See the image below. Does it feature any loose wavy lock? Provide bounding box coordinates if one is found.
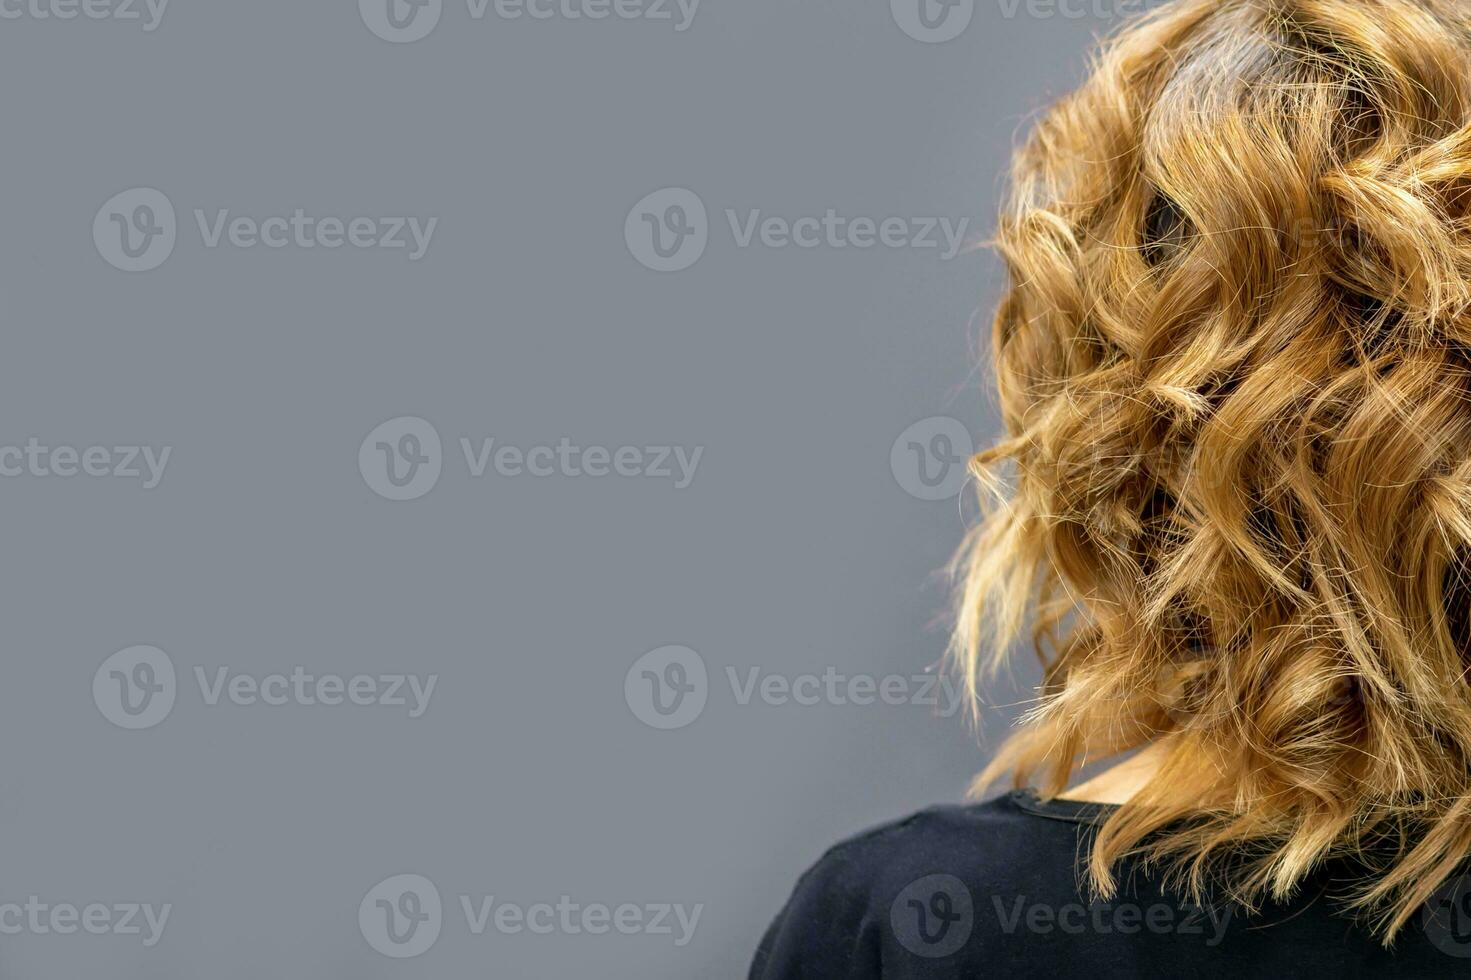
[954,0,1471,941]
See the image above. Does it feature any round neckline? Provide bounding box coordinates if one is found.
[1008,788,1119,825]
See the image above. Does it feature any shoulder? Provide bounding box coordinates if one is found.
[749,793,1090,979]
[784,792,1080,903]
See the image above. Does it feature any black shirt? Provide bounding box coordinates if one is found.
[749,791,1471,978]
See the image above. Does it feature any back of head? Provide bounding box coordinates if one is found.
[954,0,1471,940]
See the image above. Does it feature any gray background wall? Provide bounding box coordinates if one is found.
[0,1,1114,976]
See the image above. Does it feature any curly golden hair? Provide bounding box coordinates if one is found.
[954,0,1471,941]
